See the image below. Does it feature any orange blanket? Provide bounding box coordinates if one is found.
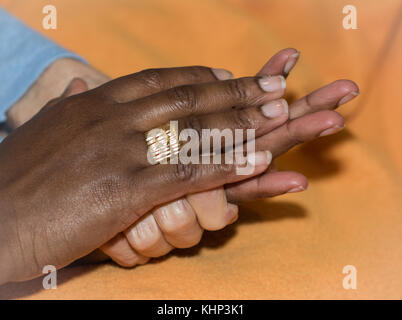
[0,0,401,299]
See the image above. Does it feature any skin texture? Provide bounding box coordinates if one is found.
[0,66,294,284]
[99,49,358,266]
[3,49,359,271]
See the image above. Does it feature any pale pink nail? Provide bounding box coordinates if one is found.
[247,150,272,166]
[337,91,359,106]
[283,51,300,75]
[287,185,305,193]
[258,75,286,92]
[211,68,234,80]
[261,99,289,118]
[318,125,345,137]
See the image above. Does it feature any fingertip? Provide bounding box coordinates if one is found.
[286,173,308,193]
[257,48,300,76]
[226,203,239,224]
[211,68,234,80]
[337,81,360,106]
[63,78,89,97]
[283,51,300,76]
[306,109,345,128]
[332,79,359,94]
[322,110,345,128]
[327,80,360,107]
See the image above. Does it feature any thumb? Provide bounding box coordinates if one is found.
[61,77,89,97]
[44,78,89,110]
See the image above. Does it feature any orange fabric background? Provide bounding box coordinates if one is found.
[0,0,401,299]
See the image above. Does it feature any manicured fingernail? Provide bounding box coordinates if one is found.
[247,150,272,166]
[211,68,234,80]
[258,75,286,92]
[283,51,300,75]
[261,99,288,118]
[318,125,345,137]
[287,185,305,193]
[337,91,359,106]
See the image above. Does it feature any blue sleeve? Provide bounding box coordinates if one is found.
[0,8,86,125]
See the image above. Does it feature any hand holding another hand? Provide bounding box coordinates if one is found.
[0,61,291,283]
[0,49,358,283]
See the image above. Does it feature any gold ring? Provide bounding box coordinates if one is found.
[145,121,180,164]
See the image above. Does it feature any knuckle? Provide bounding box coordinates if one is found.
[232,109,256,129]
[167,85,198,112]
[130,225,160,252]
[186,66,210,82]
[172,163,199,184]
[216,163,236,176]
[162,214,195,235]
[304,92,315,110]
[285,121,304,145]
[136,68,163,90]
[181,115,203,138]
[226,78,251,102]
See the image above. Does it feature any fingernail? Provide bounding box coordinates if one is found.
[247,150,272,166]
[287,185,305,193]
[283,51,300,75]
[318,125,345,137]
[61,78,77,96]
[211,68,234,80]
[261,99,289,118]
[337,91,359,106]
[258,75,286,92]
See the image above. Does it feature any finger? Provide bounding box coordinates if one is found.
[136,99,288,167]
[289,80,359,119]
[186,189,239,231]
[100,233,150,267]
[61,78,89,97]
[153,199,204,248]
[123,75,286,131]
[101,66,233,103]
[131,150,273,216]
[257,48,300,77]
[226,171,308,203]
[44,78,89,109]
[124,214,174,258]
[255,110,345,157]
[222,81,356,203]
[223,111,345,204]
[181,98,289,151]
